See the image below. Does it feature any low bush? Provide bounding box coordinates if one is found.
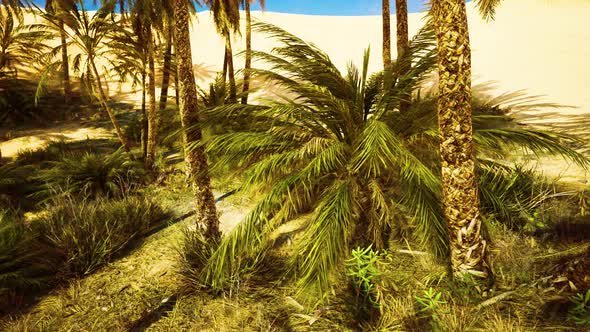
[16,138,118,167]
[0,210,58,311]
[39,196,170,276]
[0,162,40,211]
[38,150,147,199]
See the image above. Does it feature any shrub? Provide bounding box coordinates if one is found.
[38,150,147,199]
[346,246,384,323]
[16,139,118,167]
[0,162,40,210]
[178,228,220,291]
[39,196,169,275]
[569,289,590,326]
[0,210,57,310]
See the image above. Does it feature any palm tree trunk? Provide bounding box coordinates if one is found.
[159,22,173,111]
[174,0,220,240]
[382,0,392,69]
[241,0,252,105]
[225,33,237,102]
[146,37,158,167]
[432,0,491,282]
[89,57,132,155]
[396,0,410,113]
[222,44,229,83]
[141,72,148,159]
[59,20,71,103]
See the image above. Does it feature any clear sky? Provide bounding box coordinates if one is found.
[31,1,434,15]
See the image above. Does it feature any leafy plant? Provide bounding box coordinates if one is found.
[0,210,58,311]
[415,287,446,330]
[0,162,40,210]
[568,289,590,326]
[345,246,385,323]
[193,22,589,299]
[39,196,169,275]
[38,150,147,199]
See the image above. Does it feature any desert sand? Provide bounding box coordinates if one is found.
[2,0,589,181]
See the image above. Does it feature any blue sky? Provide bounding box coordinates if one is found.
[31,1,432,15]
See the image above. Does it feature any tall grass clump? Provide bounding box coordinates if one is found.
[39,196,170,275]
[38,150,147,199]
[0,210,58,311]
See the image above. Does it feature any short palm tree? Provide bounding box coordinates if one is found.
[35,1,133,154]
[195,22,589,296]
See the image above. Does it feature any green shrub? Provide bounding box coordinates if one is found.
[345,246,390,325]
[0,162,40,210]
[39,196,169,275]
[0,210,57,310]
[569,289,590,326]
[178,228,220,290]
[16,139,118,167]
[38,150,147,199]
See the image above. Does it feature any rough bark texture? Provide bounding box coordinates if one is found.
[240,0,252,105]
[146,37,158,167]
[432,0,491,281]
[90,59,132,154]
[174,0,220,240]
[395,0,410,113]
[382,0,392,69]
[59,21,71,103]
[225,33,237,102]
[159,23,173,111]
[141,73,148,159]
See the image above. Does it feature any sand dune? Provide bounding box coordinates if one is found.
[187,0,590,116]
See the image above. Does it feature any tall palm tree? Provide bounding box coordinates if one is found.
[174,0,220,239]
[382,0,391,69]
[203,0,240,102]
[0,7,50,78]
[395,0,410,113]
[239,0,264,105]
[431,0,490,281]
[36,1,132,154]
[45,0,73,102]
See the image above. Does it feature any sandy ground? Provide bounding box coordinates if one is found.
[4,0,589,179]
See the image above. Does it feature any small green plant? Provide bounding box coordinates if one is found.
[345,246,384,323]
[415,287,446,330]
[568,289,590,326]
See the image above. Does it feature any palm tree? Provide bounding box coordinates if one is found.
[203,0,240,102]
[45,0,73,102]
[192,21,589,296]
[36,1,132,154]
[174,0,220,239]
[430,0,489,281]
[0,7,50,78]
[382,0,391,69]
[395,0,410,113]
[239,0,264,105]
[428,0,505,281]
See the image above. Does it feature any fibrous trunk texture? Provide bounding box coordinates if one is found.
[382,0,392,69]
[395,0,410,113]
[146,35,158,168]
[174,0,220,240]
[159,23,173,111]
[241,0,252,105]
[225,32,237,102]
[432,0,491,282]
